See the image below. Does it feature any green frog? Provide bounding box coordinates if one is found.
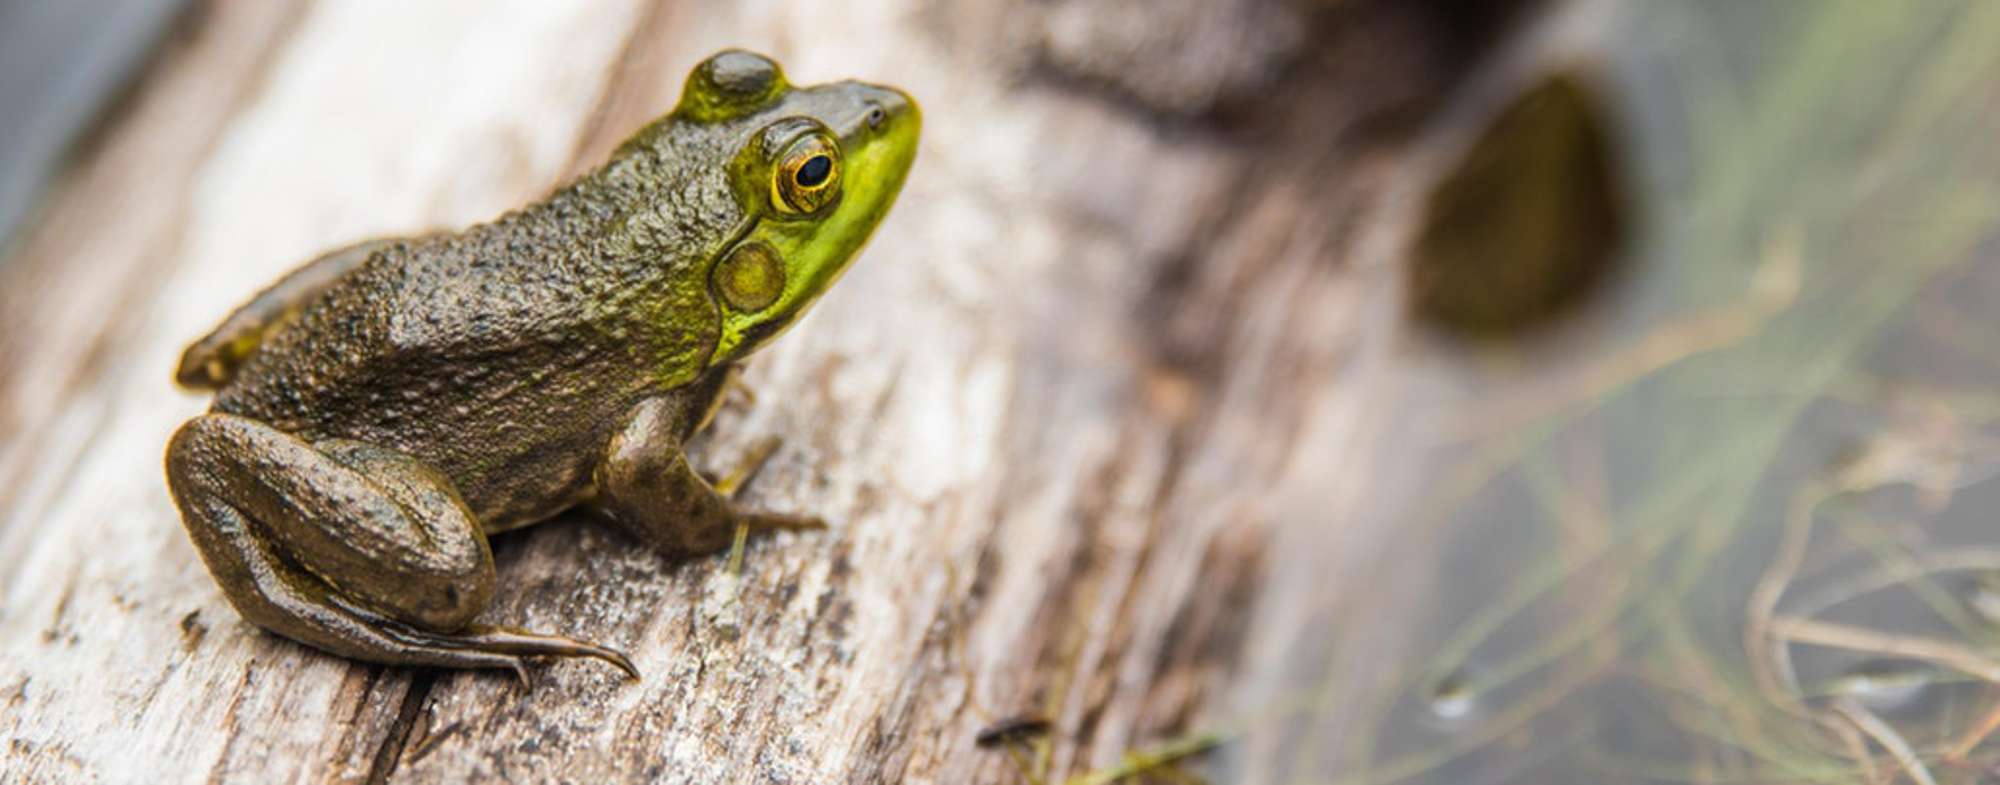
[164,50,919,679]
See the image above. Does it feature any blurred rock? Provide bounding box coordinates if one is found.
[1409,69,1628,337]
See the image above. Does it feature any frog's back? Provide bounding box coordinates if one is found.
[212,202,717,525]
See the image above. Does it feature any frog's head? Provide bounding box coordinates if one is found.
[665,50,920,367]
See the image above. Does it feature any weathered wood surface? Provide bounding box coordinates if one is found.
[0,1,1504,781]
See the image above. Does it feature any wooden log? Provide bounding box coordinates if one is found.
[0,0,1508,781]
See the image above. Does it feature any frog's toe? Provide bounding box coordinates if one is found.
[743,510,827,534]
[448,625,641,681]
[365,617,638,680]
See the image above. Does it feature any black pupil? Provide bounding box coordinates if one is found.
[795,155,832,188]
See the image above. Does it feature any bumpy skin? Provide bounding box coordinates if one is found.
[164,51,919,678]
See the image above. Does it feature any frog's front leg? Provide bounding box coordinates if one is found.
[593,396,824,555]
[166,414,636,679]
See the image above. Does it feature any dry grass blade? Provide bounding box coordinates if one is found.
[1063,733,1224,785]
[1445,227,1801,445]
[1829,698,1936,785]
[1744,483,1832,712]
[1944,690,2000,762]
[1772,616,2000,684]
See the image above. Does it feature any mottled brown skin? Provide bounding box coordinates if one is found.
[164,50,919,677]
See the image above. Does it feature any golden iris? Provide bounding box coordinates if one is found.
[774,134,840,214]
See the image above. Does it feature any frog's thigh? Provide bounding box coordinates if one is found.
[166,413,493,633]
[169,414,642,677]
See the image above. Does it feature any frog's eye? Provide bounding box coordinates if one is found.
[773,134,841,214]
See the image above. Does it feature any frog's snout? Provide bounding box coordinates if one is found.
[834,82,920,145]
[866,85,918,129]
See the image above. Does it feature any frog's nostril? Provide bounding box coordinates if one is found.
[866,103,887,130]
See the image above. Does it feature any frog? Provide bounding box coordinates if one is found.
[163,50,919,679]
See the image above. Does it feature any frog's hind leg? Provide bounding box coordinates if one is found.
[166,413,636,679]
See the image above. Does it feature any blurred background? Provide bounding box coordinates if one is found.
[2,1,1999,783]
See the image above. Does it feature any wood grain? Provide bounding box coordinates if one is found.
[0,1,1502,781]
